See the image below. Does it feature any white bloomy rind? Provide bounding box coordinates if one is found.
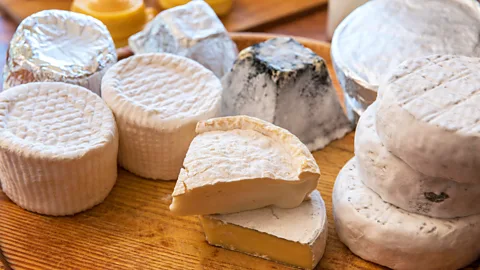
[102,53,222,180]
[0,82,118,216]
[333,158,480,270]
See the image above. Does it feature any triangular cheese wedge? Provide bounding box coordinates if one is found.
[169,116,320,216]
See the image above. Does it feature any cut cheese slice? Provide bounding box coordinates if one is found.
[0,82,118,216]
[200,190,327,269]
[102,53,222,180]
[376,55,480,184]
[170,115,320,215]
[356,102,480,218]
[333,158,480,270]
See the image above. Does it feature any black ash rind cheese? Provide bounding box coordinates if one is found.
[222,37,352,151]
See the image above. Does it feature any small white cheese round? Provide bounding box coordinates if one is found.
[101,53,222,180]
[0,82,118,216]
[333,158,480,270]
[356,102,480,218]
[376,55,480,184]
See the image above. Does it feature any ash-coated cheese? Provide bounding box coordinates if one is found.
[170,116,320,216]
[128,0,237,78]
[356,103,480,218]
[376,55,480,184]
[0,82,118,216]
[333,158,480,270]
[222,37,352,151]
[4,10,117,95]
[200,190,327,269]
[101,53,222,180]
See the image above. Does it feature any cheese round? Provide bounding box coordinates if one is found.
[376,55,480,184]
[331,0,480,122]
[101,53,222,180]
[356,102,480,218]
[333,158,480,270]
[0,82,118,216]
[3,10,117,95]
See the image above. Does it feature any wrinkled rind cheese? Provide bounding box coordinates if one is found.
[221,37,352,151]
[101,53,222,180]
[0,82,118,216]
[333,159,480,270]
[128,0,237,78]
[356,103,480,218]
[201,190,328,269]
[3,10,117,96]
[376,55,480,184]
[170,115,320,215]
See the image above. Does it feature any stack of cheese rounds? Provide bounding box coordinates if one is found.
[333,55,480,269]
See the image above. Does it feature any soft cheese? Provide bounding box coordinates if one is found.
[0,82,118,216]
[376,55,480,184]
[200,190,327,269]
[102,53,222,180]
[128,0,237,78]
[333,158,480,270]
[222,37,352,151]
[169,116,320,215]
[356,102,480,218]
[3,10,117,95]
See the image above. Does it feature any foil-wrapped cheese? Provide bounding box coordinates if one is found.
[3,10,117,95]
[331,0,480,123]
[128,0,237,78]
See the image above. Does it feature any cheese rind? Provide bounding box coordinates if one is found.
[170,115,320,215]
[201,190,327,269]
[376,55,480,184]
[0,82,118,216]
[102,53,222,180]
[333,158,480,270]
[356,102,480,218]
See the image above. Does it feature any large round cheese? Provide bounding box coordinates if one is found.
[102,53,222,180]
[356,102,480,218]
[376,55,480,184]
[333,158,480,270]
[3,10,117,95]
[0,82,118,216]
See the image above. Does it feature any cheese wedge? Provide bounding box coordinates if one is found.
[200,190,327,269]
[169,116,320,215]
[102,53,222,180]
[376,55,480,184]
[333,158,480,270]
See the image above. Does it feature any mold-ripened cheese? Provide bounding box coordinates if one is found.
[356,102,480,218]
[333,158,480,270]
[101,53,222,180]
[169,116,320,215]
[0,82,118,216]
[221,37,352,151]
[376,55,480,184]
[200,190,327,269]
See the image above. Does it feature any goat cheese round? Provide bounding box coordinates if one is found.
[0,82,118,216]
[356,102,480,218]
[102,53,222,180]
[333,158,480,270]
[376,55,480,184]
[3,10,117,95]
[331,0,480,123]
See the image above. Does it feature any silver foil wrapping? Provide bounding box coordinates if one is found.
[331,0,480,124]
[128,0,238,78]
[3,10,117,95]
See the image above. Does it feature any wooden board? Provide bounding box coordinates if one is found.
[0,0,327,32]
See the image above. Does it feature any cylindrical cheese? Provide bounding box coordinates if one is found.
[0,82,119,216]
[101,53,222,180]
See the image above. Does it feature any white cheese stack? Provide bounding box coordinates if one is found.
[0,82,118,216]
[102,53,222,180]
[222,37,352,151]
